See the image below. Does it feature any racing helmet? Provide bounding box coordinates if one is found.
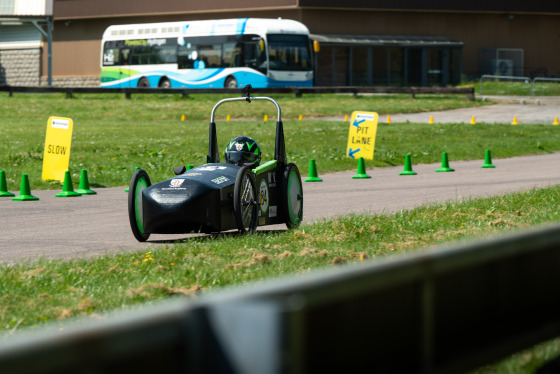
[224,136,261,166]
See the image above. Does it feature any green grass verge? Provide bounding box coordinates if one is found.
[1,184,559,372]
[463,79,560,97]
[3,92,559,191]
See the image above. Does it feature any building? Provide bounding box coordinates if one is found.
[0,0,53,86]
[1,1,559,87]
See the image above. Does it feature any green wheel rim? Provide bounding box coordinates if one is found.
[287,170,302,224]
[134,177,149,234]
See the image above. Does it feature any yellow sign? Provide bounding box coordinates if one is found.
[42,116,74,182]
[346,111,378,160]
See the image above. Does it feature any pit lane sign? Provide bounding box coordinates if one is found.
[346,111,378,160]
[42,116,74,182]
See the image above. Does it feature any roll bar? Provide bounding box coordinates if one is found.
[210,96,282,123]
[207,85,286,165]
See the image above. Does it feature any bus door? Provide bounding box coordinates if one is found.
[242,35,267,75]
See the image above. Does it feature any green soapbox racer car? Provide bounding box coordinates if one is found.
[127,88,303,242]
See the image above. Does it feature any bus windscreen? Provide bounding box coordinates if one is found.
[267,34,311,71]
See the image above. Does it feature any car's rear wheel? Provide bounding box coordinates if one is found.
[281,163,303,229]
[128,169,151,242]
[233,166,258,233]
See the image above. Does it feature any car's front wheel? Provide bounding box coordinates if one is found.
[128,169,151,242]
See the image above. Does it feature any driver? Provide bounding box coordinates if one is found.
[224,136,261,166]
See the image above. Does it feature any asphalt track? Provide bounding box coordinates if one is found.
[1,103,559,263]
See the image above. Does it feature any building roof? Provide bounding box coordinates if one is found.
[310,34,463,48]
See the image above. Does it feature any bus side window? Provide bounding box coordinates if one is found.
[103,48,118,66]
[232,53,242,67]
[223,43,240,67]
[160,47,177,64]
[178,40,200,69]
[121,49,130,65]
[198,43,221,68]
[103,41,128,66]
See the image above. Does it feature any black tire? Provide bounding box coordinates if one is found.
[128,169,151,242]
[233,166,258,233]
[138,77,150,88]
[281,163,303,229]
[225,76,238,89]
[159,77,171,88]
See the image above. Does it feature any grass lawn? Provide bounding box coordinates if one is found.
[463,79,560,97]
[1,92,559,372]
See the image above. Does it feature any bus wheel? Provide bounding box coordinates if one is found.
[138,77,150,88]
[225,76,238,89]
[159,78,171,88]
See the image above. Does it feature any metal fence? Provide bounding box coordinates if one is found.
[0,85,475,100]
[479,75,560,98]
[479,75,532,97]
[532,77,560,97]
[1,223,559,374]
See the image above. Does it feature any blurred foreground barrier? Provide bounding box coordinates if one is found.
[1,224,559,373]
[0,85,475,100]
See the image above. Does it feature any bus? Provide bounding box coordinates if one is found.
[100,18,317,89]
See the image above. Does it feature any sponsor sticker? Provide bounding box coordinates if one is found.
[197,166,227,172]
[269,205,277,218]
[259,179,269,213]
[170,179,185,188]
[211,176,229,184]
[51,118,70,129]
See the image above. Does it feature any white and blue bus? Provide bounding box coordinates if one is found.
[100,18,317,89]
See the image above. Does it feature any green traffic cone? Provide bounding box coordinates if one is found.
[125,167,140,192]
[12,174,39,201]
[435,152,455,172]
[481,149,496,168]
[0,170,15,197]
[305,159,323,182]
[187,164,194,171]
[75,169,97,195]
[399,154,417,176]
[55,171,81,197]
[352,157,372,179]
